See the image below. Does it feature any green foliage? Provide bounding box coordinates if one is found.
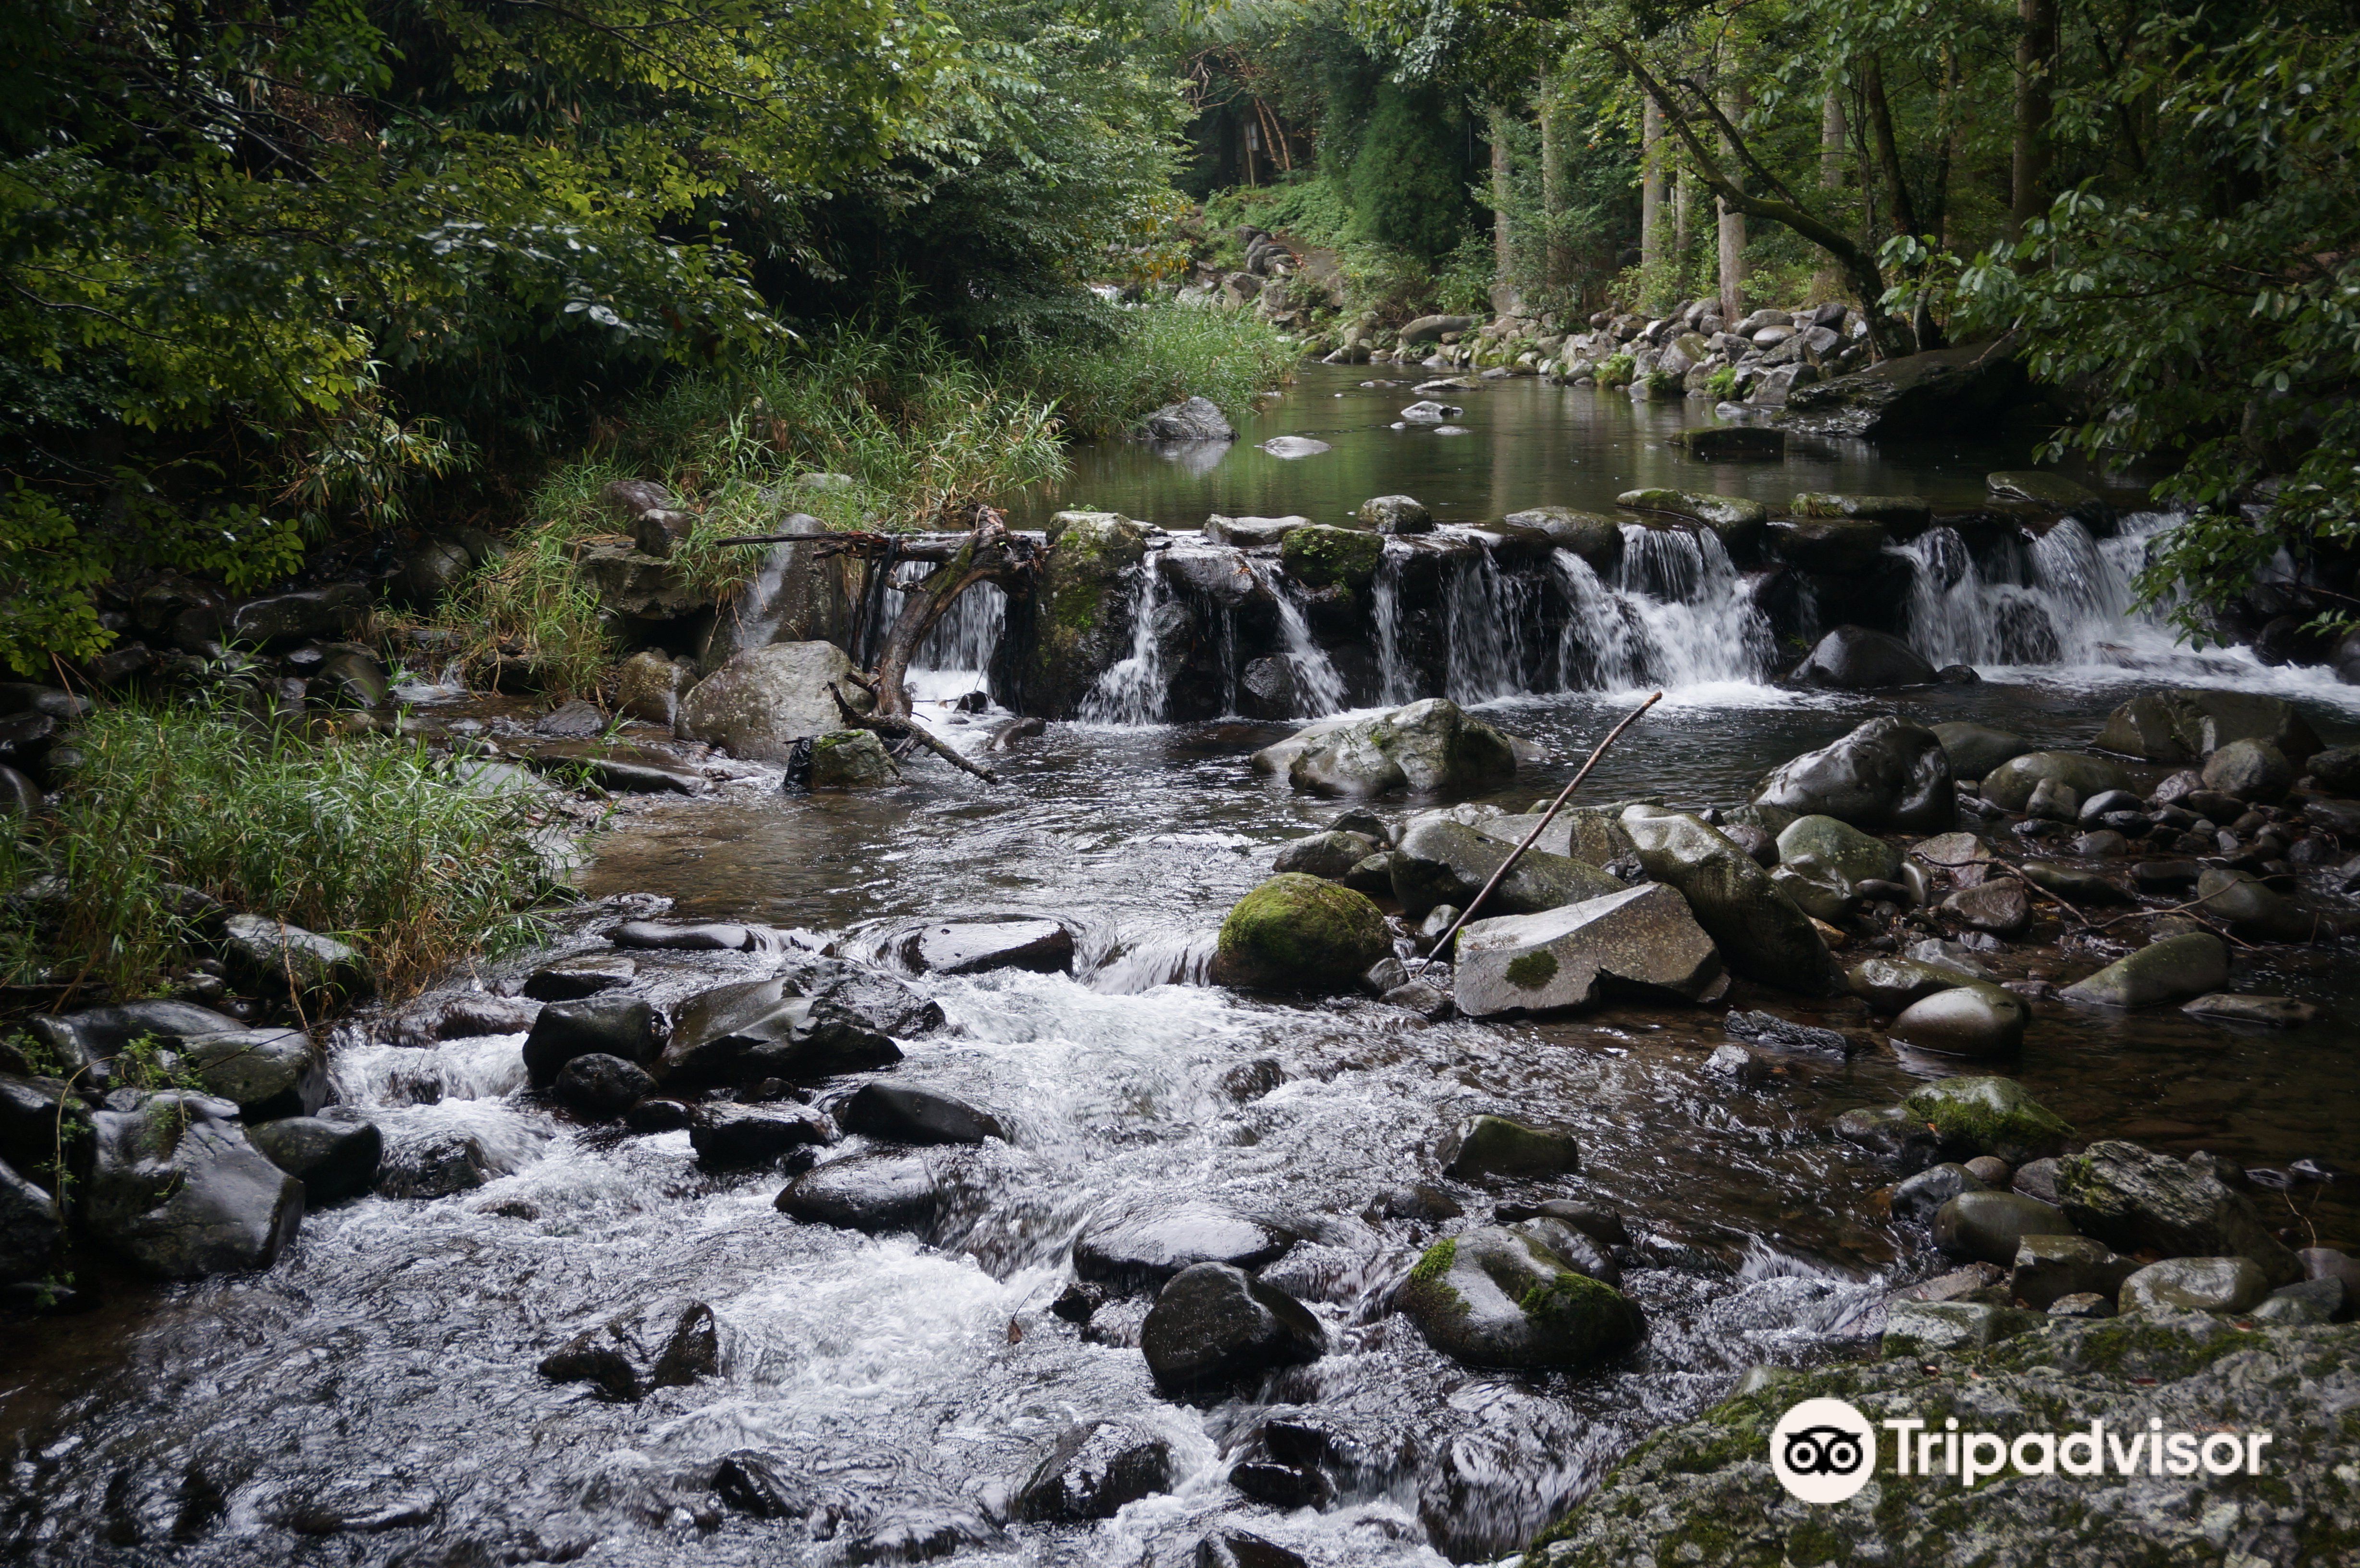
[1348,83,1477,261]
[1706,364,1739,399]
[14,699,556,1001]
[1595,353,1636,390]
[987,299,1296,439]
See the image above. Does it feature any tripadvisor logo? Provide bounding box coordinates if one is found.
[1769,1396,2279,1504]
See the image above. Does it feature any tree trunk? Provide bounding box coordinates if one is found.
[1641,96,1665,298]
[1863,55,1921,240]
[1813,88,1847,300]
[1489,108,1512,283]
[1715,79,1749,325]
[1672,168,1691,292]
[2013,0,2057,238]
[1540,87,1569,293]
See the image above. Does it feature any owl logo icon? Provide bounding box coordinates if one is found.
[1769,1397,1879,1503]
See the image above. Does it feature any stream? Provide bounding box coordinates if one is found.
[7,368,2360,1568]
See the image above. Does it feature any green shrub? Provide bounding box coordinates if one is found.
[12,702,557,1002]
[1595,353,1636,390]
[1706,364,1740,399]
[989,298,1295,438]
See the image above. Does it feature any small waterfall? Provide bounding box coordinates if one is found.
[1372,550,1413,704]
[1555,525,1774,690]
[1079,562,1169,724]
[896,560,1005,704]
[1896,512,2181,671]
[1551,550,1643,690]
[1444,551,1540,703]
[1246,560,1348,716]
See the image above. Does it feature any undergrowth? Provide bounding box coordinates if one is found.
[3,701,557,1004]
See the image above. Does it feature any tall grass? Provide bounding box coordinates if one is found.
[10,702,556,1004]
[987,296,1297,439]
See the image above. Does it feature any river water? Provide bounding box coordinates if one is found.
[7,369,2360,1568]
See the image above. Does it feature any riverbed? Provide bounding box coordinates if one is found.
[6,370,2360,1568]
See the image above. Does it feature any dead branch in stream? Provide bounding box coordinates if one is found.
[826,682,1001,785]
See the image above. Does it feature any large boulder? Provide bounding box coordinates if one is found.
[1359,494,1433,534]
[221,915,372,1009]
[1141,397,1233,441]
[1613,490,1769,552]
[1766,518,1893,576]
[689,1101,837,1166]
[2057,1140,2300,1285]
[24,999,247,1087]
[523,995,663,1089]
[2200,739,2296,804]
[1775,815,1901,886]
[1753,717,1954,832]
[1787,626,1938,688]
[1265,698,1521,797]
[808,730,896,789]
[1013,1423,1174,1522]
[1389,816,1623,918]
[1930,721,2032,780]
[2093,688,2322,765]
[179,1028,329,1122]
[1072,1199,1293,1291]
[1278,525,1383,592]
[681,641,870,763]
[1453,885,1725,1017]
[1979,751,2129,812]
[248,1114,382,1206]
[1888,983,2028,1058]
[1621,809,1835,992]
[2057,932,2229,1009]
[1,1159,62,1285]
[658,977,903,1089]
[1773,340,2030,439]
[1503,506,1622,570]
[998,511,1150,719]
[775,1150,946,1235]
[2119,1257,2271,1315]
[1215,874,1391,993]
[836,1083,1006,1146]
[1399,1227,1644,1370]
[82,1092,304,1277]
[1141,1262,1327,1394]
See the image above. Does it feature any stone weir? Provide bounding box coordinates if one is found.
[592,486,2139,723]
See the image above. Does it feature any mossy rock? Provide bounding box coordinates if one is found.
[1020,510,1149,717]
[1903,1075,2072,1164]
[1214,873,1390,993]
[1400,1225,1643,1370]
[1278,524,1385,593]
[1440,1114,1580,1179]
[808,728,897,788]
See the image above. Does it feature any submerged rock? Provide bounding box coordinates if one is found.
[892,919,1075,976]
[2195,867,2313,942]
[1269,698,1522,797]
[1453,885,1725,1017]
[1620,809,1834,992]
[1399,1227,1644,1370]
[1074,1200,1293,1290]
[1753,716,1954,832]
[2057,931,2229,1008]
[1141,1262,1326,1394]
[1439,1114,1581,1179]
[1214,874,1391,992]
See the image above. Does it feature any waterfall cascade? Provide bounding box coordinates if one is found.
[1079,562,1171,724]
[1894,511,2175,672]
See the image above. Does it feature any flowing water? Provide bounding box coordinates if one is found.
[10,369,2360,1568]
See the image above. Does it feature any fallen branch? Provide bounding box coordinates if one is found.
[826,683,1000,785]
[1410,691,1662,978]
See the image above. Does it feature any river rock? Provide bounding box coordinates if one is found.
[689,1102,836,1166]
[0,1159,61,1285]
[1357,494,1431,533]
[1979,751,2130,812]
[660,978,902,1088]
[2057,1139,2299,1285]
[1214,874,1390,992]
[1073,1200,1294,1290]
[1279,525,1384,593]
[1889,983,2027,1057]
[611,919,751,951]
[1754,717,1954,832]
[1503,506,1623,569]
[1891,1162,1987,1225]
[221,914,372,1008]
[1141,1262,1326,1393]
[436,994,539,1038]
[248,1114,383,1206]
[1398,401,1457,425]
[809,729,897,788]
[1905,1076,2072,1163]
[1987,470,2101,511]
[82,1092,304,1277]
[836,1082,1006,1145]
[1142,396,1233,441]
[1391,817,1623,919]
[1942,877,2029,935]
[1671,425,1785,461]
[2201,737,2296,804]
[1845,956,1969,1011]
[1203,514,1309,548]
[1274,698,1521,797]
[1932,1191,2075,1265]
[1620,809,1834,992]
[1776,814,1902,885]
[523,995,663,1088]
[1271,829,1378,880]
[1399,1226,1644,1370]
[1723,1010,1850,1054]
[776,1150,944,1234]
[2093,687,2322,765]
[180,1028,329,1121]
[2057,931,2229,1008]
[554,1053,657,1116]
[376,1129,494,1198]
[2181,993,2319,1028]
[2195,867,2311,941]
[780,952,946,1038]
[1766,517,1890,575]
[23,999,246,1086]
[523,952,638,1001]
[1614,490,1771,551]
[1788,626,1938,688]
[1524,1311,2360,1567]
[2010,1235,2136,1311]
[1439,1114,1580,1178]
[892,919,1074,976]
[2119,1257,2270,1315]
[1929,721,2032,780]
[681,641,870,763]
[1453,884,1725,1017]
[1013,1422,1174,1521]
[2020,861,2131,905]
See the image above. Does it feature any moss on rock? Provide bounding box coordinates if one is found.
[1214,873,1390,993]
[1278,524,1385,593]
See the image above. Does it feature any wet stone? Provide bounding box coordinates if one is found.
[1399,1226,1644,1370]
[2119,1256,2270,1315]
[2047,1291,2114,1319]
[688,1102,836,1166]
[522,995,663,1088]
[1073,1200,1294,1290]
[1891,1162,1987,1225]
[1141,1262,1326,1394]
[608,919,749,951]
[775,1150,943,1235]
[649,1302,720,1388]
[1198,1529,1310,1568]
[522,953,638,1001]
[1932,1191,2075,1265]
[2010,1235,2136,1310]
[835,1082,1007,1146]
[248,1115,382,1207]
[2182,992,2319,1028]
[537,1335,640,1401]
[553,1053,656,1117]
[1438,1114,1580,1180]
[1229,1461,1332,1510]
[1012,1422,1173,1522]
[1726,1009,1856,1054]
